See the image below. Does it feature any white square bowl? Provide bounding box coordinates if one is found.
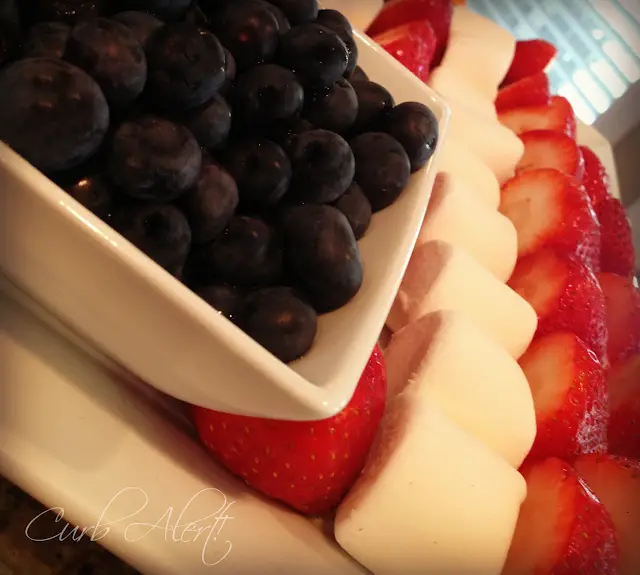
[0,30,449,421]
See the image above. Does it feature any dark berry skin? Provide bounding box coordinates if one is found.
[233,64,304,129]
[220,48,236,95]
[24,22,71,58]
[384,102,439,172]
[240,286,317,362]
[225,138,291,207]
[288,129,355,204]
[348,65,368,83]
[281,204,363,313]
[196,283,242,323]
[268,0,317,25]
[303,77,358,134]
[193,216,283,287]
[0,58,109,173]
[29,0,105,25]
[107,116,202,201]
[250,0,290,34]
[333,182,372,240]
[350,132,411,212]
[315,11,357,76]
[118,0,191,22]
[351,80,395,134]
[64,173,116,222]
[0,5,20,69]
[145,23,225,111]
[180,162,238,244]
[279,24,348,86]
[268,116,313,151]
[183,94,231,150]
[211,2,279,72]
[64,18,147,109]
[112,11,164,48]
[116,203,192,277]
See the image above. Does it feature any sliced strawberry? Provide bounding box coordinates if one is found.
[580,146,611,205]
[520,332,608,463]
[500,168,600,270]
[516,130,585,179]
[502,39,558,86]
[595,197,636,279]
[373,20,437,82]
[367,0,453,65]
[574,454,640,575]
[503,457,618,575]
[607,354,640,459]
[597,273,640,366]
[509,249,608,366]
[499,96,577,140]
[495,72,550,113]
[192,345,387,515]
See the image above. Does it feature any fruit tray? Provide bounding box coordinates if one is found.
[0,25,448,422]
[0,117,621,575]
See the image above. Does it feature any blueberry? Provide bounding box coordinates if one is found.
[145,22,225,111]
[347,65,368,83]
[384,101,438,172]
[303,77,358,134]
[281,204,362,312]
[196,283,242,323]
[24,22,71,58]
[64,18,147,109]
[220,48,236,95]
[351,80,395,134]
[332,182,371,240]
[119,0,191,22]
[192,216,283,287]
[350,132,411,212]
[233,64,304,129]
[112,11,164,48]
[116,203,192,277]
[250,0,290,34]
[279,24,348,86]
[0,58,109,173]
[268,116,313,150]
[225,138,291,207]
[268,0,318,25]
[64,173,116,222]
[107,116,202,201]
[240,286,317,362]
[30,0,105,25]
[183,93,231,150]
[184,3,209,27]
[315,10,357,76]
[288,129,354,204]
[210,2,279,72]
[179,161,238,244]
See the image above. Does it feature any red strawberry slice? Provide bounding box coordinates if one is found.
[495,72,550,113]
[597,273,640,366]
[516,130,585,179]
[502,39,558,86]
[519,332,608,464]
[574,454,640,575]
[607,354,640,459]
[373,20,437,82]
[500,168,601,270]
[503,457,618,575]
[367,0,453,65]
[595,197,635,279]
[499,95,577,140]
[508,249,608,366]
[192,345,387,515]
[581,146,611,205]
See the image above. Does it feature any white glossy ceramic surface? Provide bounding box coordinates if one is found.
[0,30,450,422]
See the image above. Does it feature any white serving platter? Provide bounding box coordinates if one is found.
[0,28,449,423]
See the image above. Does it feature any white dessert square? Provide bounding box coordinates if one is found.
[385,310,536,467]
[418,173,518,282]
[335,397,527,575]
[388,240,537,359]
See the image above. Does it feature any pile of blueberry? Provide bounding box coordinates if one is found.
[0,0,438,363]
